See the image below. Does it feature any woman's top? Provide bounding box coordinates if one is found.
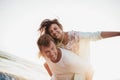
[58,31,103,63]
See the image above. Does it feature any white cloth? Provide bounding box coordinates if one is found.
[0,51,50,80]
[56,31,103,80]
[59,31,102,63]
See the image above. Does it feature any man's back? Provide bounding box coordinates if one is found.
[45,48,90,80]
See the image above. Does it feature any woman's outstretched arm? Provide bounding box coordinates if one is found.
[101,32,120,38]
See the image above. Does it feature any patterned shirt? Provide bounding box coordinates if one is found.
[58,31,102,63]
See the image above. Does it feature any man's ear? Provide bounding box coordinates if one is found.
[38,51,41,58]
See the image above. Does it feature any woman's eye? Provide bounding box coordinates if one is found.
[50,31,53,34]
[54,28,57,30]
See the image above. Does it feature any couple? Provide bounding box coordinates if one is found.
[38,18,120,80]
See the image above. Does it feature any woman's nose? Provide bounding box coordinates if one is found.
[53,30,57,34]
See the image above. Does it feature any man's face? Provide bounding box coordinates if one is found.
[41,41,58,62]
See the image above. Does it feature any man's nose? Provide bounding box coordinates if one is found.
[50,51,54,56]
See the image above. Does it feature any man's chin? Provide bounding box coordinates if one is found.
[51,57,55,61]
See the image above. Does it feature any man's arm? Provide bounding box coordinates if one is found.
[101,32,120,38]
[44,62,52,76]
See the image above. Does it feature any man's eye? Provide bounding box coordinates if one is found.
[46,52,50,56]
[51,47,54,50]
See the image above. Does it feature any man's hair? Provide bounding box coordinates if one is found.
[37,34,55,51]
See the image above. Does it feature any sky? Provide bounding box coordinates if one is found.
[0,0,120,80]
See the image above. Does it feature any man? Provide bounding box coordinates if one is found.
[37,34,91,80]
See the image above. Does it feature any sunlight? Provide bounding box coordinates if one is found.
[91,37,120,80]
[0,0,120,79]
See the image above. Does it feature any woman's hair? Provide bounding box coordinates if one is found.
[37,34,55,56]
[39,19,63,35]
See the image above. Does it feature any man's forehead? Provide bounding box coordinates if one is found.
[40,41,55,50]
[41,46,50,51]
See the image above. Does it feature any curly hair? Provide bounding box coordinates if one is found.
[39,19,63,35]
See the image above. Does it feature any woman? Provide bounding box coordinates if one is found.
[39,18,120,80]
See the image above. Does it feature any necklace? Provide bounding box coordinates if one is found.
[57,33,64,47]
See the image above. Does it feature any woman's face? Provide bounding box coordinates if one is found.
[48,24,63,40]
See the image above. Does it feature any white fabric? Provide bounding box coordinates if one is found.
[0,51,50,80]
[45,48,90,80]
[60,31,102,63]
[56,31,102,80]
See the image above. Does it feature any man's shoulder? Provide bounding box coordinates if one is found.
[59,48,75,55]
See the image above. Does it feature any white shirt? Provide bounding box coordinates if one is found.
[45,48,90,80]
